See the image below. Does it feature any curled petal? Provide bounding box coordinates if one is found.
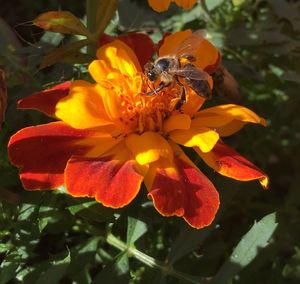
[193,104,266,136]
[126,131,173,165]
[55,80,112,129]
[8,122,98,190]
[65,143,143,208]
[146,147,219,229]
[18,81,71,117]
[170,127,219,153]
[99,33,156,69]
[89,40,141,83]
[195,141,269,189]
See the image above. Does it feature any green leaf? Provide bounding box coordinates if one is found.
[33,11,92,38]
[39,39,91,69]
[126,216,147,245]
[167,226,213,264]
[92,252,129,284]
[67,200,116,223]
[35,250,71,284]
[95,0,118,37]
[212,212,278,284]
[283,247,300,279]
[206,0,225,11]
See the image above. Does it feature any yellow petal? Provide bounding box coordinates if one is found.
[125,131,173,165]
[79,128,123,158]
[170,127,219,153]
[55,80,112,129]
[192,113,233,128]
[217,121,246,137]
[96,83,123,121]
[163,114,191,133]
[193,104,266,136]
[89,40,141,83]
[196,104,265,124]
[88,59,114,83]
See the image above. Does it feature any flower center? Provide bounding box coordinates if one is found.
[116,75,181,135]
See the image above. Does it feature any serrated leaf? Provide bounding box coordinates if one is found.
[126,216,147,244]
[40,39,90,69]
[212,212,278,284]
[33,11,92,38]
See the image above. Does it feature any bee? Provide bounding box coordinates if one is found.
[144,31,240,108]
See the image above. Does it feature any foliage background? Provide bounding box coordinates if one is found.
[0,0,300,283]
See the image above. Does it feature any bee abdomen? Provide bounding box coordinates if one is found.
[185,77,212,99]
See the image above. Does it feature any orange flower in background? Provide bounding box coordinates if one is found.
[8,31,268,229]
[148,0,197,12]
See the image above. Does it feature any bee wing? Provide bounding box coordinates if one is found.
[171,30,207,57]
[173,64,210,81]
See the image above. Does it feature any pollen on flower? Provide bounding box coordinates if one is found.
[115,77,181,135]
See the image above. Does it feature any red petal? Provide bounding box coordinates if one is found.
[148,156,220,229]
[18,81,70,117]
[99,33,155,69]
[196,141,269,189]
[8,122,95,190]
[65,156,143,208]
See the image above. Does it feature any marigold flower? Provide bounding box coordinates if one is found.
[148,0,197,12]
[9,31,268,229]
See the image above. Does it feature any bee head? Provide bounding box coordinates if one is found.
[144,62,158,81]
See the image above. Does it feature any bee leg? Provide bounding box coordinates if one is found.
[175,83,186,110]
[179,54,196,62]
[146,82,171,96]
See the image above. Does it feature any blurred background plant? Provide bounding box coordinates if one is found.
[0,0,300,283]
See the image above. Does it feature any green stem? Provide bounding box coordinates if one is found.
[86,0,99,56]
[106,233,208,284]
[200,0,217,27]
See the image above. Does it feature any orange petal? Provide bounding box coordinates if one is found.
[148,0,171,12]
[170,127,219,152]
[8,122,101,190]
[146,146,219,229]
[174,0,197,10]
[159,30,220,70]
[126,131,173,165]
[55,80,112,129]
[18,82,71,117]
[89,40,141,83]
[65,142,143,208]
[181,89,206,116]
[163,113,191,133]
[195,140,269,189]
[159,30,192,57]
[193,104,266,136]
